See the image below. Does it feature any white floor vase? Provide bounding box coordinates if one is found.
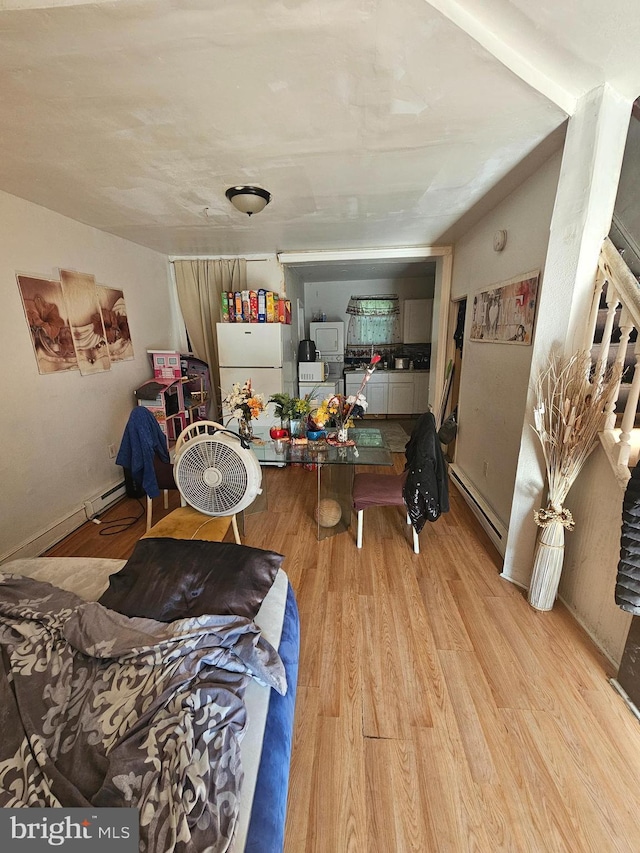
[528,516,566,611]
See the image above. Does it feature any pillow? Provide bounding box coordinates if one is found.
[98,537,284,621]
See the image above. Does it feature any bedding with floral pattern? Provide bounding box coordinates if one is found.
[0,573,286,852]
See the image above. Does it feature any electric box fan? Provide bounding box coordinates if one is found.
[173,421,262,544]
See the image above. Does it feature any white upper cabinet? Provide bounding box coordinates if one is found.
[402,298,433,343]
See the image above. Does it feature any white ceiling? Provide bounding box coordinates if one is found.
[1,0,640,259]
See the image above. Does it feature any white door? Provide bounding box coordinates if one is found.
[366,382,388,415]
[310,322,344,360]
[402,299,433,343]
[216,323,285,367]
[388,380,414,415]
[219,366,284,429]
[413,375,430,414]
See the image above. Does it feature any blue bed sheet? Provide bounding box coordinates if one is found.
[244,582,300,853]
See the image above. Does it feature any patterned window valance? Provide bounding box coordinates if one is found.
[346,295,400,350]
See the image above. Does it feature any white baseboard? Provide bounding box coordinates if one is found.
[0,507,87,565]
[0,480,126,565]
[449,464,507,557]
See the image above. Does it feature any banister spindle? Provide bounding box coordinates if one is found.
[594,282,620,386]
[618,335,640,468]
[605,306,634,430]
[585,264,608,358]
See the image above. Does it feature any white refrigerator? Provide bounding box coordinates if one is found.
[216,323,296,433]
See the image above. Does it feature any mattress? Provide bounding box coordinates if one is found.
[3,556,299,853]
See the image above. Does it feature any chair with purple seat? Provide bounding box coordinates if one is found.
[352,412,449,554]
[352,470,420,554]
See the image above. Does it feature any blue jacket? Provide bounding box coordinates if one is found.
[115,407,170,498]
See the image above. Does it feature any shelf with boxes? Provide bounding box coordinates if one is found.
[135,352,211,442]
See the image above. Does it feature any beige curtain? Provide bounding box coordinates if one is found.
[173,258,247,417]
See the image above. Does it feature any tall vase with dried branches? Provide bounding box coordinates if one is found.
[528,351,621,611]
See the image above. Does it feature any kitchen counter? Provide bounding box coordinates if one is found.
[344,366,430,374]
[344,368,430,415]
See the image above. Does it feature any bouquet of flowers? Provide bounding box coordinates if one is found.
[311,392,368,432]
[221,379,265,433]
[269,392,315,424]
[310,354,381,439]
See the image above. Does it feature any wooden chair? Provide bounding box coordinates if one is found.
[146,453,181,532]
[352,470,420,554]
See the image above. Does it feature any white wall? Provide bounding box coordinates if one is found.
[561,449,631,664]
[451,152,562,529]
[283,266,305,363]
[246,256,285,294]
[303,275,435,340]
[503,86,631,591]
[452,87,634,666]
[0,191,174,562]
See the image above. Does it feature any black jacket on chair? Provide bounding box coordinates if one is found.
[616,462,640,614]
[403,412,449,533]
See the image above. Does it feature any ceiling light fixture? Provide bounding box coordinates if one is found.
[225,185,271,216]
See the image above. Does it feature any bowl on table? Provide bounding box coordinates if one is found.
[269,426,289,440]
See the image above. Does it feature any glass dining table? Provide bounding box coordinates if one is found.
[247,427,394,540]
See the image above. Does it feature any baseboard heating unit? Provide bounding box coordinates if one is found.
[448,465,507,556]
[83,481,127,519]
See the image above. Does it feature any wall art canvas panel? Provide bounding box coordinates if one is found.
[17,274,79,374]
[97,284,134,362]
[60,269,111,374]
[470,271,540,344]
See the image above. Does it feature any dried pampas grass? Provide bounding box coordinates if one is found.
[528,350,621,610]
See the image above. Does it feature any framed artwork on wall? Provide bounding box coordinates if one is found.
[16,274,79,374]
[18,268,135,375]
[60,269,111,374]
[97,284,134,362]
[470,271,540,344]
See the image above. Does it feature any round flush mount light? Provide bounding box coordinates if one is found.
[225,185,272,216]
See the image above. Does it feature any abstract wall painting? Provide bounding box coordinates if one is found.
[59,269,111,374]
[17,274,79,374]
[470,271,540,345]
[97,285,134,362]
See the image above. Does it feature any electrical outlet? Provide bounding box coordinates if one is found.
[483,460,489,478]
[108,443,117,459]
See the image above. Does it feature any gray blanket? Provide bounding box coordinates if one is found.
[0,574,286,852]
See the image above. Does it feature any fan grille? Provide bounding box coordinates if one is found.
[174,434,261,515]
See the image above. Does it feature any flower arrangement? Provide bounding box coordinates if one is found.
[528,350,621,610]
[268,392,316,423]
[221,379,265,429]
[311,392,368,432]
[310,353,381,439]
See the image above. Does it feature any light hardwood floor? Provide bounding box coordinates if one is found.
[47,457,640,852]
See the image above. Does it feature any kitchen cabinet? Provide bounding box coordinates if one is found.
[345,372,388,415]
[345,371,429,416]
[365,380,388,415]
[402,298,433,343]
[387,373,415,415]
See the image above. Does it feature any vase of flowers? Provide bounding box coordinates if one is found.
[268,392,316,437]
[528,351,621,610]
[221,379,265,441]
[310,354,381,442]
